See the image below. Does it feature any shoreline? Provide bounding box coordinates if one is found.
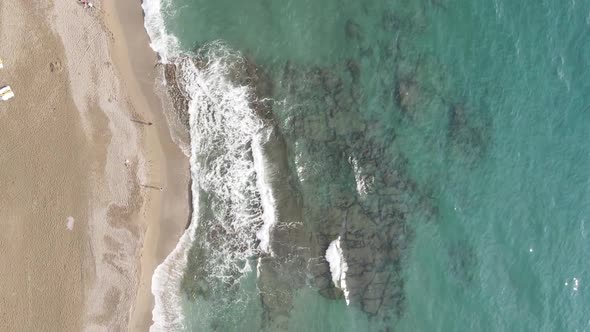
[101,0,191,330]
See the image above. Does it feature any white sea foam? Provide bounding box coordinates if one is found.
[252,128,278,254]
[141,1,190,329]
[151,202,198,331]
[142,0,280,327]
[179,45,266,281]
[294,141,307,182]
[141,0,179,63]
[349,156,374,199]
[143,34,272,332]
[325,237,350,305]
[326,238,342,285]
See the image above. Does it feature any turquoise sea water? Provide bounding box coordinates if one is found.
[146,0,590,330]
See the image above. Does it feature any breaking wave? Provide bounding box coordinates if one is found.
[141,0,179,63]
[181,44,265,282]
[143,1,271,329]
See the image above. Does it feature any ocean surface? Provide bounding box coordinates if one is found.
[143,0,590,330]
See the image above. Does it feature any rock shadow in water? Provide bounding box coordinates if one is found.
[447,240,478,286]
[276,57,437,322]
[447,102,490,165]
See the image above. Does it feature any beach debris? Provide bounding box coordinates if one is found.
[141,184,163,191]
[130,119,153,126]
[78,0,94,9]
[124,159,130,167]
[0,86,14,101]
[0,58,3,69]
[66,216,75,231]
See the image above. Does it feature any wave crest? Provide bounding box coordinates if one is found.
[147,36,268,330]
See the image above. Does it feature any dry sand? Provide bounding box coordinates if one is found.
[0,0,188,331]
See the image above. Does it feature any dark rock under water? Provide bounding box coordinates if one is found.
[163,36,449,328]
[163,63,190,128]
[276,59,428,321]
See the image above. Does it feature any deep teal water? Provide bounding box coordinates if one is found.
[154,0,590,330]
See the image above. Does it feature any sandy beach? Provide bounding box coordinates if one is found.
[0,0,188,331]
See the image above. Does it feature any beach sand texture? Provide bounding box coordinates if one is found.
[0,0,188,331]
[0,1,87,330]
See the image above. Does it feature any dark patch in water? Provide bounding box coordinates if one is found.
[345,19,362,41]
[448,102,490,164]
[395,78,421,115]
[448,240,478,285]
[230,55,275,120]
[163,63,191,129]
[164,0,481,326]
[272,57,438,322]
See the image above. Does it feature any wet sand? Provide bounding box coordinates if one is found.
[0,0,188,330]
[101,0,191,330]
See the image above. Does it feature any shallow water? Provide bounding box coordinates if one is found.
[144,0,590,330]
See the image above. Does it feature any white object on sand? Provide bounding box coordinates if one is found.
[0,86,14,101]
[0,59,3,69]
[66,216,75,231]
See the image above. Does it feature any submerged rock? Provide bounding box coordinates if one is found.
[345,19,362,41]
[163,52,275,131]
[271,58,433,321]
[448,240,478,285]
[448,102,489,163]
[346,59,361,83]
[163,63,191,129]
[395,78,420,114]
[167,38,444,327]
[229,55,275,119]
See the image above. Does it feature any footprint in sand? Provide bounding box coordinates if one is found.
[49,61,63,73]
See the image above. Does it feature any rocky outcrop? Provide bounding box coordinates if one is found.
[163,63,190,128]
[276,58,425,321]
[255,125,310,330]
[165,18,474,325]
[225,54,418,324]
[163,53,275,129]
[164,49,313,329]
[448,240,478,285]
[448,102,489,163]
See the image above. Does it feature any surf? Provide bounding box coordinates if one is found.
[142,1,275,325]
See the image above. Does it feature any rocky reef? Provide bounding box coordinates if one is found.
[161,1,493,326]
[163,63,191,128]
[279,59,422,321]
[448,240,478,285]
[448,102,490,164]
